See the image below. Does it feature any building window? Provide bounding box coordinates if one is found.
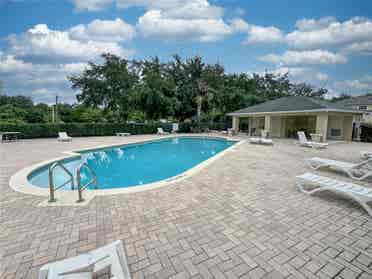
[359,105,368,110]
[331,129,341,137]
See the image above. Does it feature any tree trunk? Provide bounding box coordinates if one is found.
[196,95,202,121]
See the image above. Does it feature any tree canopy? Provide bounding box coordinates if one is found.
[68,54,329,122]
[1,53,333,124]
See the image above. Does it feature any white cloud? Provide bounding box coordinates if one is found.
[287,17,372,49]
[24,63,88,85]
[61,62,87,74]
[71,0,113,11]
[69,18,135,42]
[342,41,372,56]
[137,10,232,42]
[26,87,77,104]
[271,67,329,82]
[72,0,224,19]
[1,61,88,103]
[71,0,230,42]
[1,60,87,85]
[1,17,137,104]
[295,17,337,31]
[117,0,224,19]
[0,54,33,73]
[244,25,284,44]
[229,18,249,32]
[261,50,347,66]
[230,18,284,44]
[7,24,134,62]
[333,75,372,94]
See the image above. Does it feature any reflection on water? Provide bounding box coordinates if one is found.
[114,148,124,159]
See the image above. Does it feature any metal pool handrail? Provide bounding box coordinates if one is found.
[48,162,74,202]
[77,162,98,203]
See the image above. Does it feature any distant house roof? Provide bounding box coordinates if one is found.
[335,95,372,108]
[227,96,362,116]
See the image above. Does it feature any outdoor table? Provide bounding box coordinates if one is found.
[0,132,21,143]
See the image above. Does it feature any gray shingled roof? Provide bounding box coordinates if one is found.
[228,96,360,115]
[335,95,372,107]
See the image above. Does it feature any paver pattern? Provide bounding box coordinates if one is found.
[1,135,372,279]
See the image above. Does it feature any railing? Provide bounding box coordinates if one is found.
[77,162,98,203]
[48,162,74,202]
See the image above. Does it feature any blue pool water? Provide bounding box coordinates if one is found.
[28,137,235,189]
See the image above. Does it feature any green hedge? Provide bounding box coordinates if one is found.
[0,123,172,139]
[178,122,230,133]
[0,122,229,139]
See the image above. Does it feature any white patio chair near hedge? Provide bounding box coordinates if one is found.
[157,127,169,135]
[38,240,131,279]
[57,132,72,142]
[297,131,328,149]
[296,172,372,216]
[306,157,372,181]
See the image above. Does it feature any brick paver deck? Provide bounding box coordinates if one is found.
[1,135,372,279]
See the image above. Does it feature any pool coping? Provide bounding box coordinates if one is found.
[9,135,244,206]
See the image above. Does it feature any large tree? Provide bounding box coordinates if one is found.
[69,53,139,121]
[67,53,329,123]
[131,57,175,120]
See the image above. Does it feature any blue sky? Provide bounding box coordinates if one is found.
[0,0,372,103]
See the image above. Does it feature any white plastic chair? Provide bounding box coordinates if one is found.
[297,131,328,149]
[39,240,131,279]
[296,172,372,216]
[58,132,72,142]
[157,127,169,135]
[171,123,179,133]
[306,157,372,181]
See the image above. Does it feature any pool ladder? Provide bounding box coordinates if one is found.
[48,162,74,202]
[76,162,98,203]
[48,161,97,203]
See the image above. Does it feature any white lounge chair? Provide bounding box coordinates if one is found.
[296,172,372,216]
[39,240,131,279]
[157,127,169,135]
[249,129,274,145]
[249,137,274,145]
[306,157,372,181]
[297,131,328,149]
[58,132,72,142]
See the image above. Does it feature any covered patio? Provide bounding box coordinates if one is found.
[228,96,363,142]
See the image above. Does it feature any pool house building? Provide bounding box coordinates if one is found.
[228,96,364,141]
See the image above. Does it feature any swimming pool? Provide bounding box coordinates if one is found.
[28,137,236,190]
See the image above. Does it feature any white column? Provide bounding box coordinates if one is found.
[232,116,240,133]
[248,118,252,136]
[264,115,271,134]
[316,113,328,142]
